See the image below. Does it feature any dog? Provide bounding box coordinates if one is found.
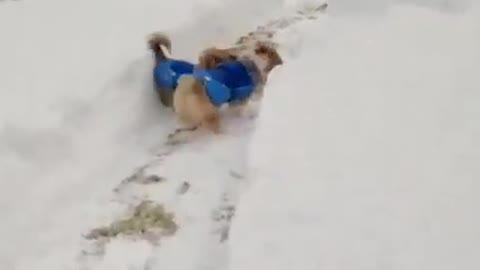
[147,32,283,142]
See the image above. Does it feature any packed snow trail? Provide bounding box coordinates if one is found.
[78,5,328,270]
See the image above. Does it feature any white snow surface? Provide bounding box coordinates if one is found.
[1,0,479,269]
[0,0,285,269]
[229,2,480,270]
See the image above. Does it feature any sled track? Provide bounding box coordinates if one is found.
[75,3,327,270]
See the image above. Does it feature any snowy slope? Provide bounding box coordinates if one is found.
[0,0,311,269]
[2,0,478,269]
[0,1,193,268]
[229,1,480,270]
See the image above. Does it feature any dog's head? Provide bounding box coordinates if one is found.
[237,41,283,79]
[254,42,283,73]
[238,41,283,83]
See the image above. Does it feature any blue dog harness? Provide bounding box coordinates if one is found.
[153,59,257,106]
[153,59,194,90]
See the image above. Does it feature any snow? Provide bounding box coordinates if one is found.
[0,0,286,269]
[1,0,479,269]
[229,2,480,270]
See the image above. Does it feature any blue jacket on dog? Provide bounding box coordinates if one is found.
[153,58,257,106]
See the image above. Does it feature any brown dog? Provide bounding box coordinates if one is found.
[176,43,282,134]
[147,32,283,142]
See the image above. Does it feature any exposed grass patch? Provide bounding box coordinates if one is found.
[85,200,177,241]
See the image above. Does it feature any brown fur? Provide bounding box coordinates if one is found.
[255,42,283,73]
[173,75,221,134]
[198,47,239,69]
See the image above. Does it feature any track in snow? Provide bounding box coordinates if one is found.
[0,0,327,269]
[74,3,328,270]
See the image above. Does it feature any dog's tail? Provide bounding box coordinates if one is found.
[148,32,172,63]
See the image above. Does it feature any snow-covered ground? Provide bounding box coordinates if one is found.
[229,1,480,270]
[1,0,479,269]
[0,0,298,269]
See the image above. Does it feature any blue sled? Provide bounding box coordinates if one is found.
[153,59,255,107]
[153,59,194,91]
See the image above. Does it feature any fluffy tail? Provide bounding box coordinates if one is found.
[147,32,172,62]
